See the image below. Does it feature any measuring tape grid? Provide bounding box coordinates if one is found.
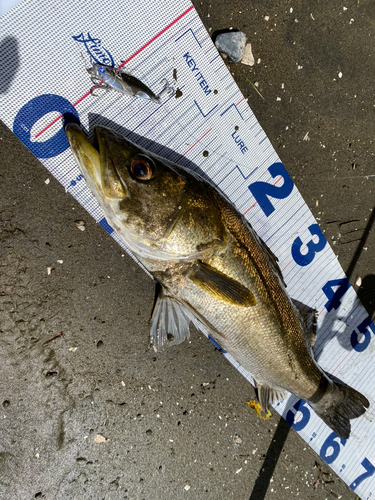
[30,5,197,141]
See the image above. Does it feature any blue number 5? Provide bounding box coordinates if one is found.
[285,399,310,431]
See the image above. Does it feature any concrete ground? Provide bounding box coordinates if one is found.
[1,0,374,499]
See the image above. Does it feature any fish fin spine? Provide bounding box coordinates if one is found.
[256,383,288,410]
[149,287,191,352]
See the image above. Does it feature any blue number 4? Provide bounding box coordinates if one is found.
[322,278,351,312]
[350,458,375,491]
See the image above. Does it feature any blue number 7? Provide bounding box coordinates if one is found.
[350,458,375,490]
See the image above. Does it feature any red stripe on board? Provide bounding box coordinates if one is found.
[176,128,212,162]
[235,97,245,106]
[281,259,293,273]
[243,202,257,215]
[33,5,195,139]
[34,90,93,139]
[331,349,353,374]
[118,5,194,69]
[243,176,282,216]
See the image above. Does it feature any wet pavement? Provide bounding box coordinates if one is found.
[1,0,375,499]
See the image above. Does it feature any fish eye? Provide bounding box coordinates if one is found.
[130,155,154,182]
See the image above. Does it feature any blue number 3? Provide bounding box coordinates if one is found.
[291,223,327,267]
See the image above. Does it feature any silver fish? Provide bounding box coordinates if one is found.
[65,123,369,439]
[85,56,173,101]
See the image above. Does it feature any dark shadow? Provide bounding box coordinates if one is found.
[314,203,375,359]
[211,28,241,45]
[0,36,20,94]
[357,274,375,320]
[248,418,291,500]
[248,205,375,500]
[345,204,375,282]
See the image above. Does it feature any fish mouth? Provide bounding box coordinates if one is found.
[65,123,129,199]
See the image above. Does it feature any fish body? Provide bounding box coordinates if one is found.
[65,123,369,439]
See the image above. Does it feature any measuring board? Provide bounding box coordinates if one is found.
[1,1,374,497]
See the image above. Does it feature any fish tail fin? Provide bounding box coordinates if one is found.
[312,382,369,440]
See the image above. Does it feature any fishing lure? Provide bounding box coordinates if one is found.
[84,56,174,102]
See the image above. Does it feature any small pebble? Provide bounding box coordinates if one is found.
[215,31,247,63]
[184,484,190,491]
[45,178,50,185]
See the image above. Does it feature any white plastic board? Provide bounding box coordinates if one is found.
[1,2,375,498]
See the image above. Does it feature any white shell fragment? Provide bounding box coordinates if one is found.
[94,434,109,443]
[75,220,86,231]
[241,43,255,66]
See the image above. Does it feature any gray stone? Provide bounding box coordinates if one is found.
[215,31,247,62]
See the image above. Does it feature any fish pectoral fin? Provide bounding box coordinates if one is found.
[186,261,256,307]
[149,288,191,352]
[256,382,288,411]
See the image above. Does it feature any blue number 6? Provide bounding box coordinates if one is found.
[319,432,346,464]
[291,224,327,267]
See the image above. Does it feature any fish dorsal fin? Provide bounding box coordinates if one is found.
[260,240,286,287]
[149,288,191,352]
[256,382,288,411]
[186,261,256,307]
[292,299,318,346]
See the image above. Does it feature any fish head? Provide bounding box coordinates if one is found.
[65,124,221,260]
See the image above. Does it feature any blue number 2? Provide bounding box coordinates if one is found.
[248,162,294,217]
[350,458,375,491]
[291,224,327,267]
